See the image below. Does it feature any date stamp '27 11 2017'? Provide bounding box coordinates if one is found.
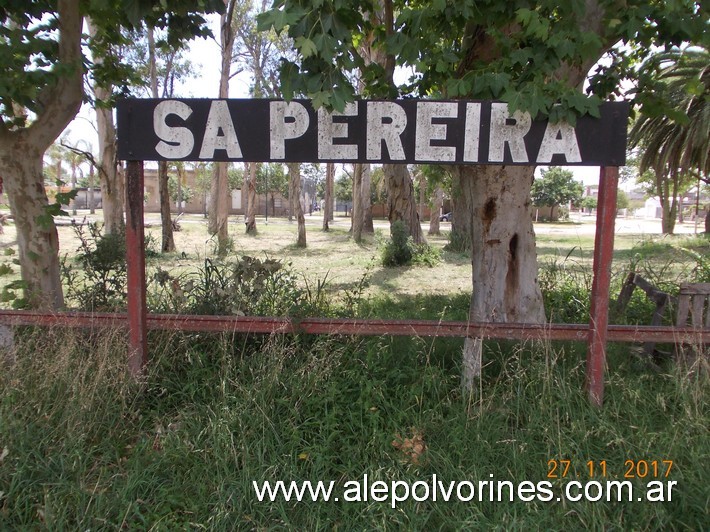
[547,459,674,479]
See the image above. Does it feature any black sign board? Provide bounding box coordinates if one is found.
[117,98,628,166]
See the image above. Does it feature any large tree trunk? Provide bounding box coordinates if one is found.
[289,163,306,247]
[323,162,334,231]
[88,19,124,235]
[1,145,64,309]
[458,165,546,390]
[245,162,258,234]
[158,161,175,252]
[384,163,426,244]
[0,0,83,309]
[429,186,443,235]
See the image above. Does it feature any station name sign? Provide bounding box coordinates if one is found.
[117,98,628,166]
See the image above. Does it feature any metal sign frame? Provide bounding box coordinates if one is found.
[5,98,706,408]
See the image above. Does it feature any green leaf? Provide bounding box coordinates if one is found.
[1,289,16,303]
[311,91,331,110]
[296,37,318,58]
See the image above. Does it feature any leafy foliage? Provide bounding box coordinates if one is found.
[61,222,128,311]
[0,0,225,127]
[258,0,708,121]
[149,255,330,318]
[531,167,583,207]
[380,220,440,267]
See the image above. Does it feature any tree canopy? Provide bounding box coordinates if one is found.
[631,47,710,184]
[258,0,708,118]
[531,167,583,208]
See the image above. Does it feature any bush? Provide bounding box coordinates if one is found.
[149,255,330,318]
[381,221,441,267]
[61,222,127,311]
[381,220,413,266]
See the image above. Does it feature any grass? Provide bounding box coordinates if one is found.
[0,214,708,529]
[1,327,707,529]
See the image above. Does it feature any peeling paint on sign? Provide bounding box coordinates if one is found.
[118,98,628,165]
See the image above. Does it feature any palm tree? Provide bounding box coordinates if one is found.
[630,47,710,234]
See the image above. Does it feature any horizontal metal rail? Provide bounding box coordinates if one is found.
[0,310,707,344]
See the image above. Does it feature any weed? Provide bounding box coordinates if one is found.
[380,221,441,268]
[61,221,127,311]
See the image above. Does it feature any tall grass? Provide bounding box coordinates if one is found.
[1,324,707,529]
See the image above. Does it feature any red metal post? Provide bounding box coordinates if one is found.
[125,160,148,377]
[586,166,619,407]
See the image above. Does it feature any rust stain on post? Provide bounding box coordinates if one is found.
[125,160,148,377]
[586,167,619,407]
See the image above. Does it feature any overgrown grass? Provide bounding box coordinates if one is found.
[1,322,707,529]
[1,224,708,529]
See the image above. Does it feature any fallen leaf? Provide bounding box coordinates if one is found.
[392,428,427,465]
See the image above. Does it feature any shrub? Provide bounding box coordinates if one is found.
[381,220,413,266]
[380,221,441,268]
[61,222,127,311]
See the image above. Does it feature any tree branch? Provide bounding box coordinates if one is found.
[26,0,85,151]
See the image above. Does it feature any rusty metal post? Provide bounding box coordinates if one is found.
[125,160,148,377]
[586,166,619,407]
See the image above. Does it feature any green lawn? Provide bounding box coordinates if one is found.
[0,216,708,529]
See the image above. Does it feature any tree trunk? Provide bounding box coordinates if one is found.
[352,163,364,242]
[418,171,426,221]
[210,162,231,253]
[1,147,64,309]
[289,163,306,247]
[458,165,546,390]
[658,169,678,235]
[0,0,83,309]
[361,164,374,233]
[88,19,124,235]
[94,89,124,234]
[148,27,175,253]
[243,163,250,220]
[208,0,236,248]
[449,171,472,253]
[323,162,334,231]
[288,187,294,222]
[429,186,443,235]
[384,163,426,244]
[245,162,258,234]
[158,161,175,252]
[88,163,95,214]
[70,159,77,215]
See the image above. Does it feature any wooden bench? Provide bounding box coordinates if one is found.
[616,275,709,369]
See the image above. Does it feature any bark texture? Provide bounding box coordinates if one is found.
[245,162,258,234]
[1,149,65,309]
[158,161,175,252]
[384,163,426,244]
[289,163,306,247]
[208,0,236,250]
[88,19,124,235]
[323,162,334,231]
[428,186,443,235]
[0,0,84,309]
[458,165,546,390]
